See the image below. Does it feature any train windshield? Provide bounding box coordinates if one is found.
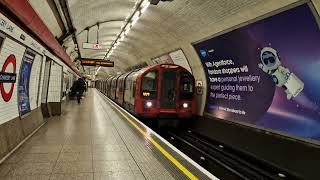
[180,72,194,99]
[141,71,158,98]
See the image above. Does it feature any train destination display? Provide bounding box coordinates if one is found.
[194,4,320,142]
[81,59,114,67]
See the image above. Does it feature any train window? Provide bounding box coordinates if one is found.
[119,78,123,91]
[141,71,157,98]
[112,79,117,91]
[180,72,193,99]
[125,79,130,90]
[133,80,136,98]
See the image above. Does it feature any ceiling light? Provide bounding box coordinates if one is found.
[141,1,150,13]
[120,35,125,41]
[95,66,101,76]
[106,0,153,58]
[142,0,150,7]
[125,27,131,35]
[131,11,140,26]
[132,18,139,26]
[132,11,140,21]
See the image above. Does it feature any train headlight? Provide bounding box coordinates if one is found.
[183,103,188,108]
[146,101,152,108]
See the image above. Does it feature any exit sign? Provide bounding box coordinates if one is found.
[93,43,102,49]
[82,42,108,50]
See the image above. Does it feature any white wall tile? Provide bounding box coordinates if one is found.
[47,61,62,102]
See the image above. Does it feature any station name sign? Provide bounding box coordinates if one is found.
[81,59,114,67]
[0,72,16,83]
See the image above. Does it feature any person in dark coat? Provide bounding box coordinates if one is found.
[74,78,86,104]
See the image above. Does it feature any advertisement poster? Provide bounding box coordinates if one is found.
[152,54,173,64]
[193,4,320,141]
[169,50,192,73]
[152,49,192,73]
[18,50,35,118]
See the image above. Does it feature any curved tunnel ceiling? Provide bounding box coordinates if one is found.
[66,0,139,76]
[90,0,268,77]
[29,0,287,78]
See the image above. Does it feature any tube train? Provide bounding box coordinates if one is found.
[96,64,196,122]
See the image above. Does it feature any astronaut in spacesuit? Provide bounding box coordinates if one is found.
[258,47,304,100]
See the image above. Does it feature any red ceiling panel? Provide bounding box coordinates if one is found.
[0,0,81,76]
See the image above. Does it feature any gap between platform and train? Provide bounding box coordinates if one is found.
[96,90,218,180]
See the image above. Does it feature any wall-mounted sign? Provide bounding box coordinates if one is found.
[152,54,173,64]
[196,80,203,95]
[20,34,25,41]
[193,4,320,142]
[82,42,108,50]
[0,18,14,33]
[169,50,192,73]
[81,59,114,67]
[18,50,35,118]
[0,72,16,83]
[0,54,16,102]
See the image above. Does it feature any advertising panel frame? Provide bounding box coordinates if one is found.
[151,48,193,74]
[18,48,36,119]
[192,1,320,146]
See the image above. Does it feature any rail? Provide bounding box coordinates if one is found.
[165,130,301,180]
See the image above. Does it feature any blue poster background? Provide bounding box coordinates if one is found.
[18,50,35,117]
[193,4,320,141]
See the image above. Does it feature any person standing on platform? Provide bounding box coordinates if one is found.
[74,78,86,104]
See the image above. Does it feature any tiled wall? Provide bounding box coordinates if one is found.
[0,36,47,161]
[37,56,46,107]
[41,59,51,103]
[29,53,44,110]
[0,37,45,124]
[47,61,62,103]
[0,11,78,161]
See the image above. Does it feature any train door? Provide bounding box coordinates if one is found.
[160,69,177,109]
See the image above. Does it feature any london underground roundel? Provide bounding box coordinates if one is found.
[0,54,17,102]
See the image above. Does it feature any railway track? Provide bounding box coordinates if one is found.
[161,129,301,180]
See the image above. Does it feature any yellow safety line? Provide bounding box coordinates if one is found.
[104,97,198,180]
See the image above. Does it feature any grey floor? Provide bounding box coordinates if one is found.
[0,89,176,180]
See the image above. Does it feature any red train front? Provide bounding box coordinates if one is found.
[96,64,196,122]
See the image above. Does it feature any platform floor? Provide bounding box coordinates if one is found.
[0,89,211,180]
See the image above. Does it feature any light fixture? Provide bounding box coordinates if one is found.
[104,0,151,59]
[125,26,131,35]
[120,35,125,41]
[133,11,140,20]
[120,32,125,41]
[95,66,101,76]
[141,0,150,13]
[131,11,140,26]
[131,18,139,26]
[146,101,152,108]
[183,103,188,108]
